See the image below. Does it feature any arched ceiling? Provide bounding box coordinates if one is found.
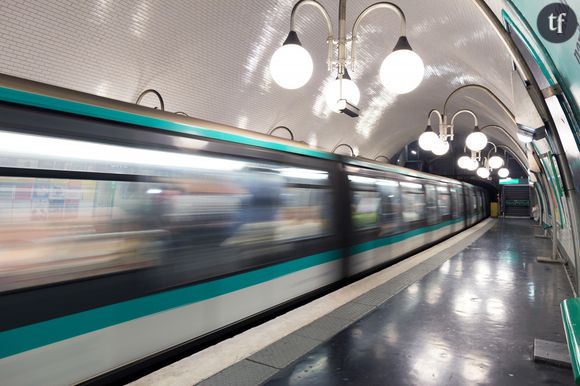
[0,0,542,167]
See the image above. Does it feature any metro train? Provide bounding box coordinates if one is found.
[0,75,488,385]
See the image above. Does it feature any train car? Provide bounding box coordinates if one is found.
[0,75,488,385]
[343,158,471,276]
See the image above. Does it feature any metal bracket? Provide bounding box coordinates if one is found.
[542,84,562,99]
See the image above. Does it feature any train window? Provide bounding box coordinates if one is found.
[348,175,380,230]
[378,179,401,235]
[400,182,425,223]
[424,185,438,225]
[437,186,451,217]
[0,135,334,292]
[450,187,463,219]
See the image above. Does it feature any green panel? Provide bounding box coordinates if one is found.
[499,178,521,185]
[503,1,580,145]
[533,142,564,226]
[0,87,336,161]
[561,298,580,384]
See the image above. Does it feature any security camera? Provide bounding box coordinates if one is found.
[337,99,360,118]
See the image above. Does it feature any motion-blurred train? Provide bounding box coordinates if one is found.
[0,75,488,385]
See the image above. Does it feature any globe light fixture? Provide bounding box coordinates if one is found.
[418,125,439,151]
[379,37,424,94]
[466,127,488,151]
[488,155,504,169]
[432,139,449,155]
[498,167,510,178]
[476,167,490,178]
[457,155,471,169]
[466,158,479,171]
[420,85,518,161]
[272,0,423,115]
[270,32,314,89]
[325,69,360,112]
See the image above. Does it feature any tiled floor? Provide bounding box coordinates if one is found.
[265,219,574,386]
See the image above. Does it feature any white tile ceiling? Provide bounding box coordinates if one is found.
[0,0,539,163]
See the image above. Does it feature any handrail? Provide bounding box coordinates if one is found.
[136,89,165,111]
[332,143,355,156]
[267,126,295,141]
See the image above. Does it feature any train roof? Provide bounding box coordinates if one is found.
[0,73,478,191]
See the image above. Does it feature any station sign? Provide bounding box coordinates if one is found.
[499,178,527,185]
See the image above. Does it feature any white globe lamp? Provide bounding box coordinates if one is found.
[432,139,449,155]
[466,158,479,171]
[488,155,504,169]
[270,31,313,90]
[457,155,471,169]
[418,126,439,151]
[325,70,360,112]
[476,167,491,178]
[465,127,488,151]
[498,167,510,178]
[379,37,424,94]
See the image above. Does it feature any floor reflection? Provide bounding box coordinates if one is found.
[265,219,574,386]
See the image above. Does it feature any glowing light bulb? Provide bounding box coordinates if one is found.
[477,167,490,178]
[466,158,479,171]
[457,155,471,169]
[488,155,504,169]
[418,128,439,151]
[270,32,313,90]
[466,130,488,151]
[325,74,360,112]
[432,139,449,155]
[498,167,510,178]
[379,37,424,94]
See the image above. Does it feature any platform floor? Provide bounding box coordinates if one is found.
[264,219,574,385]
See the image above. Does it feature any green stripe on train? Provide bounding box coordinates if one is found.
[350,217,465,255]
[0,249,341,359]
[0,87,335,160]
[0,216,473,359]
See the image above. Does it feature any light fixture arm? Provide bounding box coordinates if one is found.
[485,141,498,158]
[442,84,515,123]
[290,0,334,71]
[351,2,406,71]
[479,124,527,170]
[427,109,443,126]
[450,109,478,127]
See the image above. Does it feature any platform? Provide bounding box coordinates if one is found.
[133,219,575,385]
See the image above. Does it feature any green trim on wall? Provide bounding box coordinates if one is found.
[501,9,555,86]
